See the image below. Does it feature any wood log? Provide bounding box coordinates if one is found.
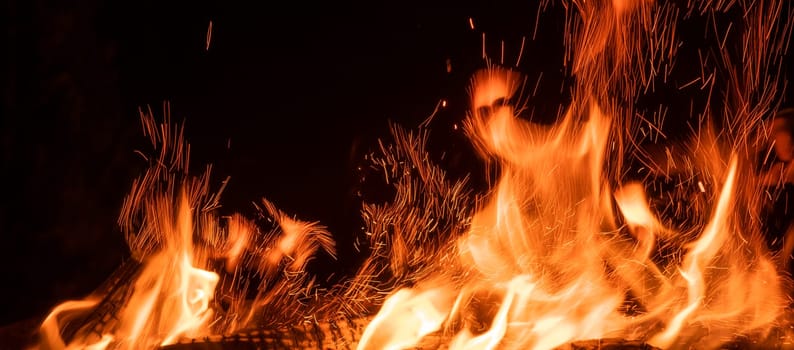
[160,321,662,350]
[161,316,369,350]
[1,259,143,349]
[62,258,142,344]
[555,338,661,350]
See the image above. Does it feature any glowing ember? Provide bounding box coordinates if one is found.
[35,0,794,349]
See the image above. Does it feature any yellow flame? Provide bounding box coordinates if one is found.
[358,285,454,350]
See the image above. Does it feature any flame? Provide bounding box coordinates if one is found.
[223,214,252,273]
[358,0,792,346]
[358,284,454,350]
[38,300,99,350]
[34,107,336,349]
[115,190,219,348]
[358,65,788,349]
[38,189,220,349]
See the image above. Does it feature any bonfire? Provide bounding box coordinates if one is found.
[33,0,794,349]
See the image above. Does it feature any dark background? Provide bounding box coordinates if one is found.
[1,0,792,329]
[0,1,568,326]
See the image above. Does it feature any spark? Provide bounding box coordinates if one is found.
[515,36,526,67]
[678,77,701,90]
[500,40,505,65]
[481,33,486,59]
[206,20,213,51]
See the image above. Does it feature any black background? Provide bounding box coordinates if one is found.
[1,0,792,328]
[0,0,564,325]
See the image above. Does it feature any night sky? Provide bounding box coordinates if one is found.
[1,0,792,331]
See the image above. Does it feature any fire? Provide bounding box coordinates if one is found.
[38,193,221,349]
[34,0,794,349]
[358,284,454,350]
[34,107,336,349]
[358,67,787,348]
[356,0,793,347]
[115,190,219,348]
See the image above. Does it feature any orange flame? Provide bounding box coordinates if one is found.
[358,65,788,350]
[34,107,336,349]
[358,0,792,343]
[37,189,220,350]
[115,190,219,348]
[358,284,454,350]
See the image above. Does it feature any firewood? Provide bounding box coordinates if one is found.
[555,338,661,350]
[159,320,662,350]
[161,316,368,350]
[58,258,143,345]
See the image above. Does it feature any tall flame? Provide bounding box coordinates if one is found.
[358,0,793,348]
[358,66,788,350]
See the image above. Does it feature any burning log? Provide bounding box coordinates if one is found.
[555,339,660,350]
[59,259,143,345]
[159,325,663,350]
[160,317,369,350]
